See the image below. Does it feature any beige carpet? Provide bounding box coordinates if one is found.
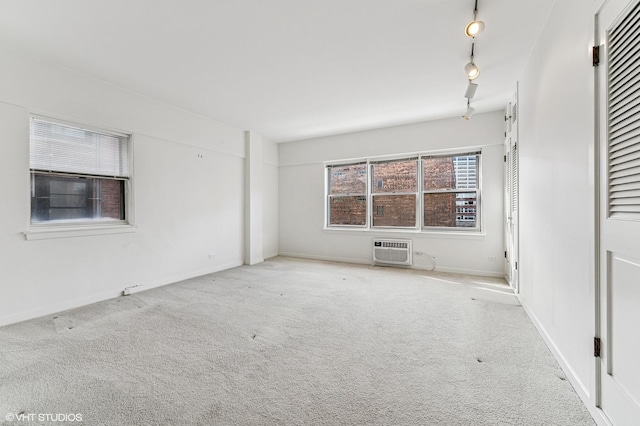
[0,257,594,425]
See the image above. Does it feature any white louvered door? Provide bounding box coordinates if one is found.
[504,92,519,292]
[597,0,640,424]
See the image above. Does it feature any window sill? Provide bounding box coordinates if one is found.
[24,224,137,240]
[323,227,485,239]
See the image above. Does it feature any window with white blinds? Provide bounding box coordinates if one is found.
[29,117,130,225]
[30,117,129,177]
[608,1,640,220]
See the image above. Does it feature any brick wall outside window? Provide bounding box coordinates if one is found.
[329,164,367,225]
[97,179,124,220]
[372,159,417,227]
[327,153,478,229]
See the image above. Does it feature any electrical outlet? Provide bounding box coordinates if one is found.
[488,256,499,262]
[208,253,215,260]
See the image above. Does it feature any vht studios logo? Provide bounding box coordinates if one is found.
[5,412,83,422]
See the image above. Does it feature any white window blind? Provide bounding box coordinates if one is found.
[29,117,129,177]
[608,1,640,219]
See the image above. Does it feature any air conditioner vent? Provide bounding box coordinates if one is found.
[373,238,412,266]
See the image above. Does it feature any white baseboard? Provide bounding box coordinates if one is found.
[0,261,243,328]
[518,295,612,426]
[0,289,123,327]
[425,264,504,278]
[130,261,243,295]
[278,252,504,278]
[278,252,372,266]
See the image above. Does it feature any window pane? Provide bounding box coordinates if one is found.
[100,179,125,220]
[423,157,456,190]
[452,156,478,189]
[372,194,416,227]
[31,174,124,224]
[329,196,366,226]
[329,164,367,195]
[372,159,417,193]
[423,155,478,190]
[424,192,477,228]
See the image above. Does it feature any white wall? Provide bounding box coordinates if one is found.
[263,137,279,259]
[0,45,272,326]
[278,112,505,277]
[517,0,599,420]
[244,131,264,265]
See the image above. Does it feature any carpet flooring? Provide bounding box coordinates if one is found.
[0,257,595,425]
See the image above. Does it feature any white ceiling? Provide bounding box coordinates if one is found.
[0,0,555,142]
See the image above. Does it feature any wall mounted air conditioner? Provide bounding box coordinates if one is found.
[372,239,412,266]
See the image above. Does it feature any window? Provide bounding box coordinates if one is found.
[327,163,367,226]
[29,117,130,225]
[325,151,481,231]
[423,154,479,228]
[371,158,418,228]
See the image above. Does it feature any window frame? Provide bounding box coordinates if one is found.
[421,152,481,232]
[324,149,482,233]
[326,161,369,228]
[25,115,135,240]
[370,157,419,230]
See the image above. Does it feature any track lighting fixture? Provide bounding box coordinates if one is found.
[465,0,485,37]
[463,101,475,120]
[464,61,480,80]
[461,0,484,120]
[464,82,478,99]
[465,21,485,37]
[465,20,485,37]
[464,42,480,80]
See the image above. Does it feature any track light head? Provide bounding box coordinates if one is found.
[463,105,476,120]
[464,82,478,99]
[464,62,480,80]
[465,20,485,37]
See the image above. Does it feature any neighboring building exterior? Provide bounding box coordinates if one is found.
[328,155,478,228]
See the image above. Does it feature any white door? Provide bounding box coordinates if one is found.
[596,0,640,424]
[504,92,519,292]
